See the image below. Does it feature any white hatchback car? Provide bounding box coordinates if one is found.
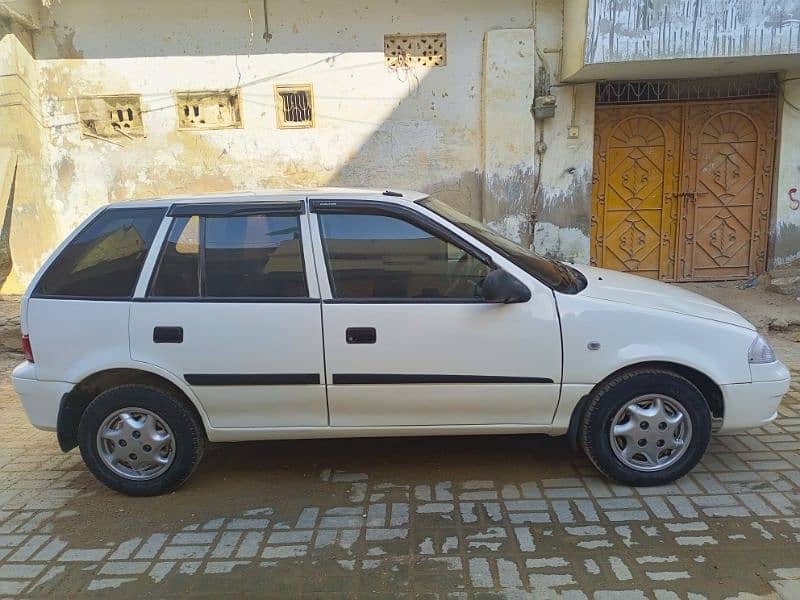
[13,189,790,496]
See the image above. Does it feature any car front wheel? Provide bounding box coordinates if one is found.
[580,368,712,486]
[78,384,205,496]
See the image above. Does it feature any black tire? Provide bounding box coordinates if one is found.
[579,368,712,486]
[78,384,205,496]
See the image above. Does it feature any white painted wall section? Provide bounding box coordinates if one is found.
[482,28,535,239]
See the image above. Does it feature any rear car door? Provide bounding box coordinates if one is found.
[309,199,562,427]
[130,201,327,429]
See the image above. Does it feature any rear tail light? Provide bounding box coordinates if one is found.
[22,335,34,363]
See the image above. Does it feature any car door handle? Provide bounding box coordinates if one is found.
[346,327,376,344]
[153,326,183,344]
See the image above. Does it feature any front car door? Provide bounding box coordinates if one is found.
[130,200,327,429]
[309,198,562,427]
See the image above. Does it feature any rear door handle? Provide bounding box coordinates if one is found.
[153,326,183,344]
[346,327,376,344]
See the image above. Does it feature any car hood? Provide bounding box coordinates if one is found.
[568,264,755,330]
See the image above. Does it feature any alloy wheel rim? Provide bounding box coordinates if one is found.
[609,394,693,472]
[96,407,175,481]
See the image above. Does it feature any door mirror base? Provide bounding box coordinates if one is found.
[481,269,531,304]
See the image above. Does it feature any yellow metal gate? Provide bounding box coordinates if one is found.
[591,95,777,282]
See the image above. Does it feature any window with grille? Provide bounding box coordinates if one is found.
[175,90,242,130]
[77,95,145,139]
[274,85,314,129]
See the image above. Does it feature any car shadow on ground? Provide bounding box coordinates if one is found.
[194,433,583,497]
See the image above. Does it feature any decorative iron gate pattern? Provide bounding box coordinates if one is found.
[596,74,778,105]
[592,96,776,281]
[591,104,682,280]
[678,99,777,281]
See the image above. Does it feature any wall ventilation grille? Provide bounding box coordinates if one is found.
[275,85,314,129]
[384,33,447,68]
[596,74,779,105]
[176,91,242,130]
[78,95,144,139]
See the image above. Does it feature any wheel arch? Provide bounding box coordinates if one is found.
[57,367,207,452]
[566,360,724,452]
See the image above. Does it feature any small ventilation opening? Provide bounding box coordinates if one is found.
[385,33,447,68]
[275,84,314,129]
[78,95,145,140]
[175,90,242,130]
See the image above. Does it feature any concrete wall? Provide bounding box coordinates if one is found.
[586,0,800,63]
[482,28,535,242]
[4,0,789,292]
[0,19,57,293]
[0,0,552,293]
[0,0,40,29]
[530,0,594,264]
[775,72,800,267]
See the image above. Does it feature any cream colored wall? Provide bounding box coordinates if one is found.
[0,20,58,293]
[0,0,607,292]
[559,0,587,82]
[482,28,535,240]
[530,0,594,264]
[0,0,545,292]
[774,73,800,266]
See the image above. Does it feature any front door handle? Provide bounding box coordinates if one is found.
[153,326,183,344]
[346,327,376,344]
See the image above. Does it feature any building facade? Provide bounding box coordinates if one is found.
[0,0,798,293]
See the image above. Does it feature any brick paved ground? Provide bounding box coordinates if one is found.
[0,335,798,597]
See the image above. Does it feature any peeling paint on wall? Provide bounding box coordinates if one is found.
[774,73,800,267]
[532,163,591,264]
[0,22,59,293]
[484,165,535,244]
[775,223,800,267]
[587,0,800,63]
[26,0,534,267]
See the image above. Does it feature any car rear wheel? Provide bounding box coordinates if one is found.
[78,384,205,496]
[580,368,711,486]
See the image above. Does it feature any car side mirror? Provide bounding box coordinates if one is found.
[481,268,531,304]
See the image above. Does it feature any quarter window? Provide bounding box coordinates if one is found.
[149,216,200,297]
[35,207,165,298]
[318,213,491,300]
[149,213,308,298]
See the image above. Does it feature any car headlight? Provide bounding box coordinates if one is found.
[748,334,776,364]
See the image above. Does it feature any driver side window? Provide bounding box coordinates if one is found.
[318,212,491,300]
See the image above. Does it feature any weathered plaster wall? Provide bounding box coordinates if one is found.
[17,0,534,293]
[774,73,800,267]
[530,0,594,264]
[0,0,40,30]
[0,20,57,293]
[586,0,800,63]
[482,29,535,241]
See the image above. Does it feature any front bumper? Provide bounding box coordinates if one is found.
[11,362,73,432]
[719,361,791,432]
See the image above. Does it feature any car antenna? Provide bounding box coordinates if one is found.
[382,190,403,197]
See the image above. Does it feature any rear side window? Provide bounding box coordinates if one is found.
[149,213,308,298]
[35,207,165,298]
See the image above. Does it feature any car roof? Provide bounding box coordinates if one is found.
[107,187,429,209]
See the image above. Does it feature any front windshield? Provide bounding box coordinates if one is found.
[418,197,585,293]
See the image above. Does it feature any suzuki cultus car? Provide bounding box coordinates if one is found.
[13,189,790,495]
